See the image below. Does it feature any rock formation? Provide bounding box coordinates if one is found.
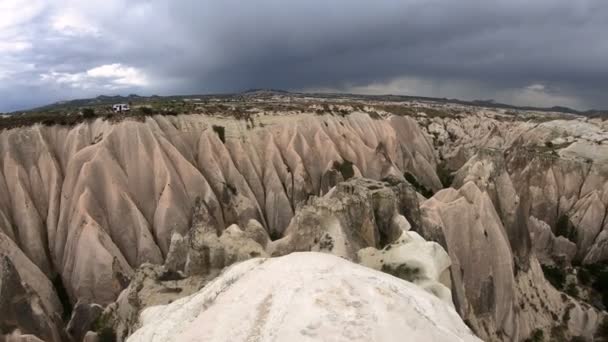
[421,175,605,341]
[1,97,607,341]
[90,177,453,341]
[0,112,439,309]
[0,232,65,342]
[128,252,481,342]
[418,108,608,266]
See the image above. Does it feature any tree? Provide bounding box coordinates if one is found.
[82,108,96,118]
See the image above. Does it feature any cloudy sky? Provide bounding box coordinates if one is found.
[1,0,607,112]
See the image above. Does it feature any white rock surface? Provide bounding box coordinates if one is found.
[420,182,517,340]
[358,230,453,304]
[128,252,481,342]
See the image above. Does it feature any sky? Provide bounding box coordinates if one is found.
[1,0,607,112]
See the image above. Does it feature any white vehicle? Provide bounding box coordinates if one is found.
[112,104,130,113]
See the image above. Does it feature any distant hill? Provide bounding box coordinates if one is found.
[8,90,607,118]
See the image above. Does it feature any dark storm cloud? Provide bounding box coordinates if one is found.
[1,0,607,111]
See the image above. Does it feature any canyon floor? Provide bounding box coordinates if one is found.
[1,91,607,342]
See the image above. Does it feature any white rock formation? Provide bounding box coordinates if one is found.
[0,112,439,305]
[528,216,577,264]
[0,232,64,342]
[96,177,454,342]
[420,107,608,265]
[128,252,481,342]
[420,182,517,340]
[419,180,606,341]
[358,230,453,304]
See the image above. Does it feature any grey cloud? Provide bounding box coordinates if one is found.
[1,0,607,112]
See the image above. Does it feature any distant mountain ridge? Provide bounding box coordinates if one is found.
[10,89,608,118]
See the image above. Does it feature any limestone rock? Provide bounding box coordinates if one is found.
[268,178,415,259]
[419,180,606,341]
[357,230,452,304]
[453,149,531,269]
[0,112,439,306]
[92,263,215,342]
[128,253,481,342]
[65,301,103,342]
[529,216,577,264]
[0,233,64,342]
[184,199,268,276]
[420,182,518,340]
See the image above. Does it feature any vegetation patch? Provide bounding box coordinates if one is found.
[92,313,116,342]
[422,107,452,118]
[524,328,544,342]
[139,106,155,115]
[579,262,608,308]
[82,108,96,118]
[377,105,416,117]
[541,264,566,290]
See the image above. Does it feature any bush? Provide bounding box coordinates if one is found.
[524,329,544,342]
[577,267,591,285]
[542,265,566,290]
[524,329,545,342]
[82,108,96,118]
[139,106,155,115]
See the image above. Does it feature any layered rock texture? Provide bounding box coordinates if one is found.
[418,108,608,265]
[93,177,453,341]
[420,182,603,341]
[1,98,607,341]
[0,112,438,307]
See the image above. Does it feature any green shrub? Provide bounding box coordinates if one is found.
[82,108,96,118]
[542,265,566,290]
[524,328,544,342]
[577,267,591,285]
[581,262,608,308]
[139,106,155,115]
